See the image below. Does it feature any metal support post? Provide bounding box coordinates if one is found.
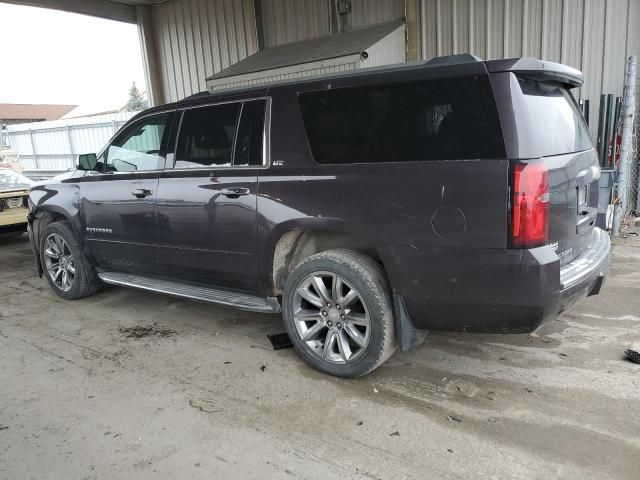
[613,56,637,236]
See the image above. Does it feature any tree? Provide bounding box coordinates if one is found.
[125,82,147,111]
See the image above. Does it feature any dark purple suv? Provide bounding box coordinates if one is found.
[28,56,610,377]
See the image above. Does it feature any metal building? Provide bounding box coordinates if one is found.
[4,0,640,112]
[417,0,640,137]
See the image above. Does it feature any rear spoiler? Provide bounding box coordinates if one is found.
[485,57,583,88]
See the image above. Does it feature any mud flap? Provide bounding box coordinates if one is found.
[393,294,428,352]
[27,218,43,278]
[586,274,605,297]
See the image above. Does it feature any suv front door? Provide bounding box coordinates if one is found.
[154,99,267,292]
[79,111,174,272]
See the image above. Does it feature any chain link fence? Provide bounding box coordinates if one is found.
[631,109,639,214]
[613,56,638,236]
[619,101,639,233]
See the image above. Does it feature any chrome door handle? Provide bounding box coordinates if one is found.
[132,188,153,198]
[221,187,250,198]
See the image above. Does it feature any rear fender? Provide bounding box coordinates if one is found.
[261,217,381,294]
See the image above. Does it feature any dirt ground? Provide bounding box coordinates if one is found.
[1,233,639,480]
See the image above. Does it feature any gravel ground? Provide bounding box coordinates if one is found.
[1,232,639,479]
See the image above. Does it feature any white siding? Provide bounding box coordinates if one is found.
[152,0,258,102]
[5,113,136,173]
[360,24,406,68]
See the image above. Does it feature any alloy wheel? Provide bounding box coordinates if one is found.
[292,271,371,364]
[43,233,76,292]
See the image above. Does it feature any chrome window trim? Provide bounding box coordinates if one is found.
[169,96,271,172]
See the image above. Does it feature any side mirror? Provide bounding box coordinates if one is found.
[78,153,98,171]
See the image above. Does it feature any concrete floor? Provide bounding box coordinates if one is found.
[1,233,639,480]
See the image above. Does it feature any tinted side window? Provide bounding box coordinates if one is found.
[516,77,592,156]
[175,103,240,169]
[234,100,266,166]
[106,113,170,172]
[298,76,505,164]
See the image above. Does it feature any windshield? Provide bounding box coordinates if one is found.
[516,77,593,156]
[0,169,34,190]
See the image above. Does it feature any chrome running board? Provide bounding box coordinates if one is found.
[97,271,280,313]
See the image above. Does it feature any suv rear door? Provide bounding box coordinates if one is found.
[490,64,599,263]
[153,98,268,292]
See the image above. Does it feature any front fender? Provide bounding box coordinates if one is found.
[28,181,81,276]
[29,183,82,238]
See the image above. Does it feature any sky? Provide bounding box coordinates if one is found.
[0,3,146,107]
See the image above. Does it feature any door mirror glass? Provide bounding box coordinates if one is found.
[78,153,98,171]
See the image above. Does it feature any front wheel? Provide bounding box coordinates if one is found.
[40,221,101,300]
[282,249,397,377]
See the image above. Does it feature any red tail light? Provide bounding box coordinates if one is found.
[512,163,549,247]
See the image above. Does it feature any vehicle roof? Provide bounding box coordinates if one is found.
[138,55,583,119]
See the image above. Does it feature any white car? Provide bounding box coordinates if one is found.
[0,168,33,233]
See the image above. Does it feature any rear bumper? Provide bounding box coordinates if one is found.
[557,227,610,311]
[387,228,611,334]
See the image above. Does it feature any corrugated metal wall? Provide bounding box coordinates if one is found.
[350,0,405,28]
[420,0,640,135]
[151,0,405,101]
[148,0,639,109]
[259,0,405,47]
[152,0,258,103]
[260,0,330,47]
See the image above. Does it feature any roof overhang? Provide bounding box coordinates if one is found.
[0,0,157,23]
[207,19,405,82]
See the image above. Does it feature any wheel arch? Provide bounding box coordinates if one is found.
[265,220,428,354]
[30,206,78,275]
[266,219,385,297]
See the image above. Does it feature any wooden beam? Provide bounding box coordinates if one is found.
[405,0,421,61]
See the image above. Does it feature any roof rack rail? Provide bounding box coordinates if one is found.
[424,53,483,67]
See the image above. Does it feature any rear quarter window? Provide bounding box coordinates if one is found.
[515,77,592,157]
[298,75,505,164]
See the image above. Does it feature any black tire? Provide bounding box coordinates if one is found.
[282,249,397,377]
[39,221,101,300]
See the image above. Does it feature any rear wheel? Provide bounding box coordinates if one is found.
[40,221,101,300]
[282,249,396,377]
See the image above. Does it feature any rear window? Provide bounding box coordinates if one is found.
[298,75,505,164]
[516,77,592,156]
